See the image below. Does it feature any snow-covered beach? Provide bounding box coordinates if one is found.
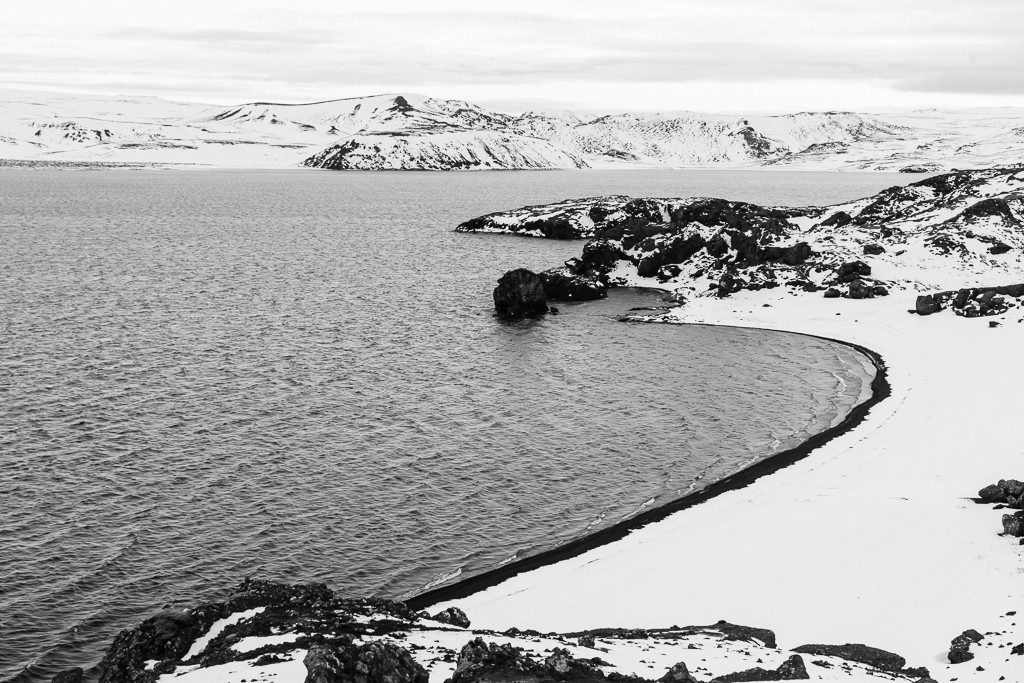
[429,291,1023,682]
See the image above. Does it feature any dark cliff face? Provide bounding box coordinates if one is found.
[462,167,1024,305]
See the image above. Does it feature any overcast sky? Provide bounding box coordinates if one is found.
[3,0,1023,113]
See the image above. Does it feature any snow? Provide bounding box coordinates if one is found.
[183,607,266,660]
[3,88,1024,170]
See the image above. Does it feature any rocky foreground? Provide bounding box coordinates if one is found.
[58,478,1024,683]
[54,578,991,683]
[462,168,1024,319]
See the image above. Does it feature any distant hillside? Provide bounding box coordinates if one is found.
[1,90,1023,171]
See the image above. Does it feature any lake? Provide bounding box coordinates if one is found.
[0,168,907,681]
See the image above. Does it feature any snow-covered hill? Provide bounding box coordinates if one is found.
[2,89,1023,171]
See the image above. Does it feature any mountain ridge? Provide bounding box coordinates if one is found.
[2,90,1023,171]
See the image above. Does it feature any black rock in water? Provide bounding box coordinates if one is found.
[493,269,548,317]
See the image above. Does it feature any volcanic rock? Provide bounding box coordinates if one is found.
[493,269,548,317]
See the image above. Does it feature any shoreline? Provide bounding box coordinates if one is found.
[408,322,890,611]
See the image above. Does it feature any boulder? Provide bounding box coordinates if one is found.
[659,662,698,683]
[948,630,983,664]
[430,606,471,628]
[493,269,548,317]
[848,279,874,299]
[304,640,428,683]
[871,285,889,297]
[863,244,886,255]
[823,287,842,299]
[819,211,852,227]
[915,294,942,316]
[577,635,596,648]
[449,638,546,683]
[835,260,871,282]
[581,239,627,274]
[540,267,607,301]
[791,644,904,672]
[1002,510,1024,536]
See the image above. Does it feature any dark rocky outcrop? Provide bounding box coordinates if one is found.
[447,638,548,683]
[580,239,627,274]
[791,644,904,672]
[431,606,471,628]
[712,654,808,681]
[1002,510,1024,536]
[948,629,983,664]
[97,609,215,682]
[493,269,548,317]
[303,640,429,683]
[978,479,1024,508]
[540,267,607,301]
[913,284,1024,317]
[658,662,697,683]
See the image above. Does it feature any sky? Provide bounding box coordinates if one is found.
[3,0,1024,114]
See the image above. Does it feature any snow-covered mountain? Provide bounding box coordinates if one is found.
[2,89,1024,171]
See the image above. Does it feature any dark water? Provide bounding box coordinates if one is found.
[0,169,905,681]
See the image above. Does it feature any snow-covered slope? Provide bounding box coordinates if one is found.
[2,89,1024,170]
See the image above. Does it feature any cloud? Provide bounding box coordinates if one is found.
[1,0,1023,109]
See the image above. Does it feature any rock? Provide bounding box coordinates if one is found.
[979,484,1005,502]
[835,260,871,282]
[1002,510,1024,536]
[819,211,852,227]
[354,641,429,683]
[990,320,1000,328]
[711,621,777,649]
[948,630,983,664]
[578,635,596,648]
[540,267,607,301]
[493,269,548,317]
[97,609,211,682]
[430,606,471,628]
[544,648,604,679]
[304,640,428,683]
[51,669,84,683]
[848,279,874,299]
[916,294,942,315]
[304,642,347,683]
[1011,643,1024,655]
[712,654,809,681]
[564,258,585,274]
[989,242,1012,255]
[580,239,626,274]
[449,638,547,683]
[863,244,886,255]
[659,662,698,683]
[791,644,905,672]
[871,285,889,297]
[823,287,842,299]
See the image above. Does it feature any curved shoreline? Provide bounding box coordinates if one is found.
[408,322,890,611]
